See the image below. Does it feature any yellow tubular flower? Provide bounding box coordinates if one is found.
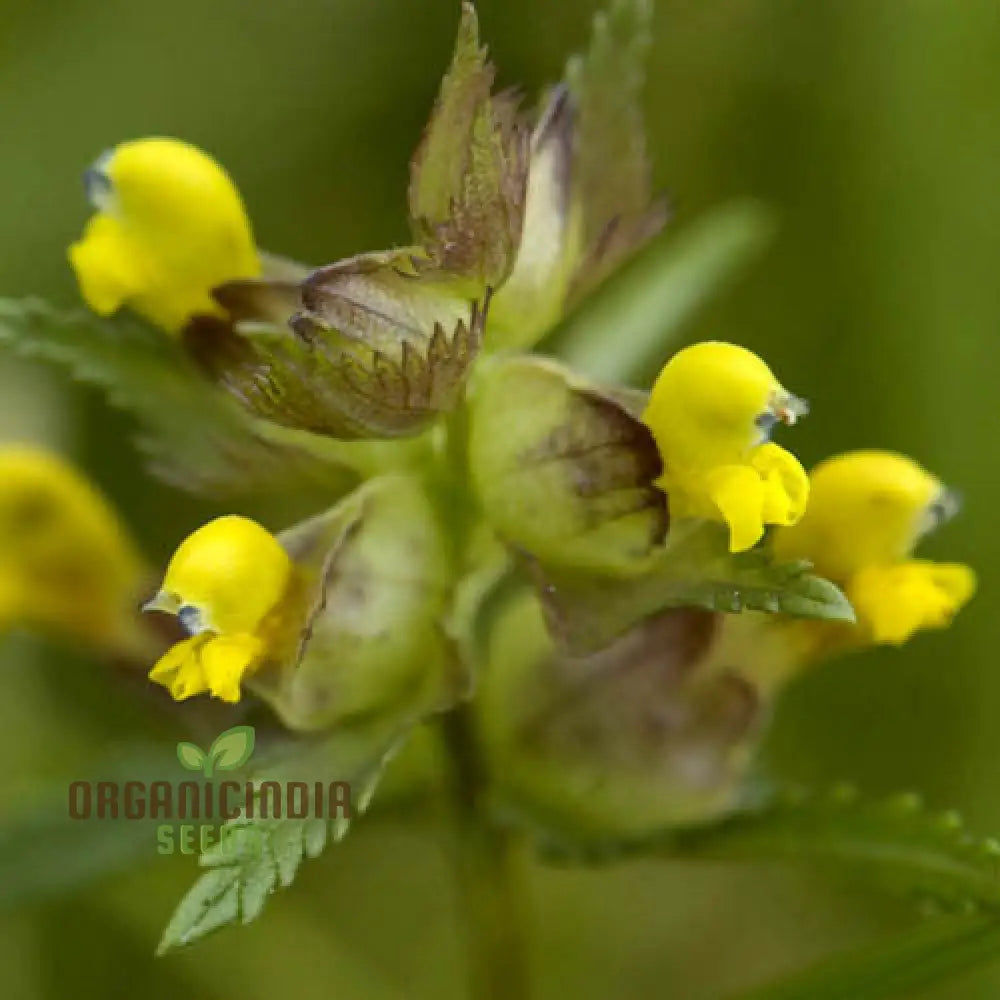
[642,342,810,553]
[143,515,293,703]
[0,446,147,652]
[772,450,976,646]
[68,138,260,334]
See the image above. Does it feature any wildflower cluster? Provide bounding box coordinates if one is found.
[0,0,976,957]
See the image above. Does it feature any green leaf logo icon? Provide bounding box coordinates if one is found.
[175,726,255,777]
[177,742,207,772]
[208,725,255,774]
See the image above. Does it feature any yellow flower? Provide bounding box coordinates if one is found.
[772,450,976,646]
[642,341,810,553]
[68,138,260,334]
[143,515,293,702]
[0,445,147,651]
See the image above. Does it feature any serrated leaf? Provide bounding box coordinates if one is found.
[408,2,529,286]
[0,725,302,914]
[208,725,255,772]
[537,521,854,655]
[0,298,357,498]
[563,0,666,306]
[159,475,467,953]
[506,784,1000,997]
[267,816,306,887]
[0,735,325,914]
[157,865,242,955]
[176,742,206,772]
[157,715,423,955]
[521,784,1000,915]
[555,200,777,384]
[681,789,1000,1000]
[468,355,667,573]
[507,782,1000,997]
[667,787,1000,910]
[187,252,487,439]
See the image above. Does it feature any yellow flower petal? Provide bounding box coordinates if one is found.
[847,560,977,645]
[158,515,292,636]
[0,446,147,649]
[68,138,260,334]
[772,450,944,582]
[642,342,809,546]
[148,635,212,701]
[751,443,810,525]
[705,464,766,553]
[644,342,785,469]
[68,214,143,317]
[148,632,263,703]
[199,633,264,703]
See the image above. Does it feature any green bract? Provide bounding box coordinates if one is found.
[251,474,459,732]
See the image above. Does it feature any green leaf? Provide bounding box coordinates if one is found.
[0,298,357,499]
[563,0,666,306]
[0,735,351,914]
[523,785,1000,913]
[537,521,854,655]
[176,742,206,772]
[554,200,777,384]
[208,725,256,772]
[729,914,1000,1000]
[671,788,1000,1000]
[468,355,667,574]
[666,787,1000,909]
[157,866,242,954]
[508,783,1000,997]
[189,252,487,440]
[157,717,422,954]
[407,2,529,286]
[159,475,468,952]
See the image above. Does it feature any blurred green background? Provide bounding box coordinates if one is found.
[1,0,998,996]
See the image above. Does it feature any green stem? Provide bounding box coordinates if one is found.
[440,705,532,1000]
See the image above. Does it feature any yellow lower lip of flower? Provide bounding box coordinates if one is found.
[149,631,263,703]
[847,559,977,645]
[659,443,809,553]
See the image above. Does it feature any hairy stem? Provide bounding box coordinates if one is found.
[441,705,532,1000]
